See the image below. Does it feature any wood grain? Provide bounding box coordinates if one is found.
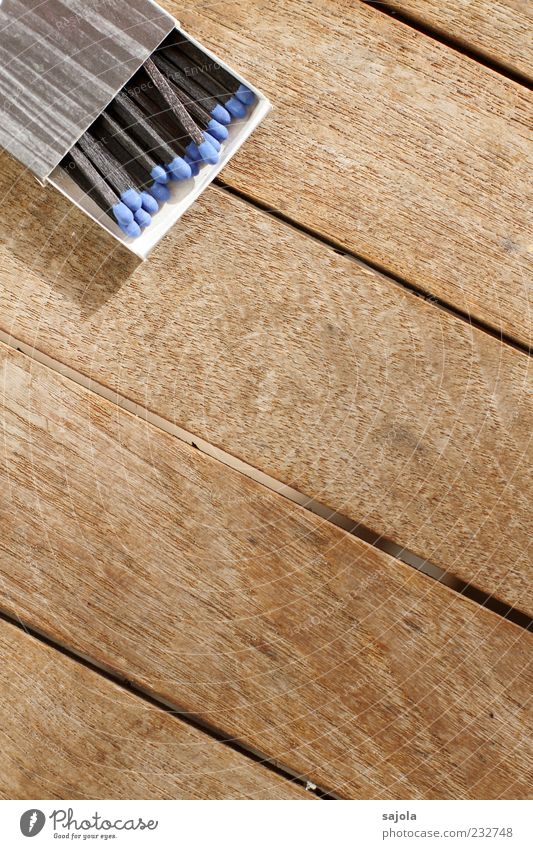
[170,0,533,346]
[0,620,309,800]
[1,341,531,799]
[384,0,533,80]
[0,155,530,612]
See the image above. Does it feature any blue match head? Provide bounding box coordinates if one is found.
[235,83,255,106]
[207,118,229,142]
[211,103,231,125]
[150,181,171,203]
[134,208,152,228]
[121,188,142,212]
[203,132,221,152]
[168,156,192,181]
[187,140,216,164]
[225,96,247,119]
[140,191,158,215]
[112,202,134,227]
[184,155,200,177]
[185,141,200,162]
[151,164,169,184]
[118,220,142,238]
[197,139,219,165]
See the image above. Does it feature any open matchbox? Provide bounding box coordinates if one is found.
[0,0,271,260]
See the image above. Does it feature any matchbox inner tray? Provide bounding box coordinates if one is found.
[0,0,271,259]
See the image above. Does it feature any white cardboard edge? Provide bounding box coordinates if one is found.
[46,24,272,261]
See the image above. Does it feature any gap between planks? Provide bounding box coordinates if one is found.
[360,1,533,89]
[0,608,334,799]
[1,325,530,634]
[215,181,532,360]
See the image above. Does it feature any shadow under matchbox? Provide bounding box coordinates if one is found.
[0,0,271,260]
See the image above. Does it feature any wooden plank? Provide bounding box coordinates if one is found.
[383,0,533,80]
[0,158,530,612]
[0,342,531,799]
[0,620,309,800]
[169,0,533,346]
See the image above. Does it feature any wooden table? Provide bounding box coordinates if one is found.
[0,0,531,800]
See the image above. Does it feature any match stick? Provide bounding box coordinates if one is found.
[150,54,229,143]
[98,111,169,186]
[143,58,203,145]
[163,45,248,119]
[63,148,141,238]
[111,146,166,212]
[152,53,232,128]
[127,86,204,175]
[93,114,163,214]
[176,37,255,106]
[126,87,187,153]
[135,66,222,156]
[77,131,149,227]
[104,133,169,205]
[110,92,192,182]
[142,59,219,165]
[111,93,180,190]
